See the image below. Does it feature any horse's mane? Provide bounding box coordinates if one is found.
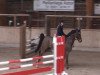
[35,33,45,53]
[66,30,76,37]
[66,29,80,37]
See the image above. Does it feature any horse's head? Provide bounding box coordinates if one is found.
[75,28,82,43]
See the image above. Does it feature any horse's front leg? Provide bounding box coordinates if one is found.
[65,52,69,69]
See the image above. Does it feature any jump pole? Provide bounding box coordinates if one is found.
[53,35,68,75]
[0,35,68,75]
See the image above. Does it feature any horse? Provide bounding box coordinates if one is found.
[34,29,82,68]
[65,28,82,68]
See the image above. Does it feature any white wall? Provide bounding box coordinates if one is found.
[0,27,20,47]
[0,27,45,47]
[0,27,100,51]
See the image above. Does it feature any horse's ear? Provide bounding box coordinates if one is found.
[76,27,81,32]
[77,21,81,30]
[78,27,81,30]
[76,28,81,32]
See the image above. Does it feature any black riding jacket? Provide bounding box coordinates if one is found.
[56,24,65,36]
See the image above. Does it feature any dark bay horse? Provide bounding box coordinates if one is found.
[65,29,82,68]
[34,29,82,68]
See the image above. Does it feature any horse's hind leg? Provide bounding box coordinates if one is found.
[35,50,42,67]
[37,50,42,62]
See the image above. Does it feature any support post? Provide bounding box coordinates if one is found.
[20,24,26,58]
[45,16,51,36]
[14,16,16,27]
[86,0,93,29]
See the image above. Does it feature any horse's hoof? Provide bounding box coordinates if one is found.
[35,64,40,68]
[35,51,37,53]
[67,66,69,69]
[66,66,69,69]
[35,50,38,53]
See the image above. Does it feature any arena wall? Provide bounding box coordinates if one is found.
[0,27,100,51]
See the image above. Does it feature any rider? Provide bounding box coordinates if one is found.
[56,21,66,36]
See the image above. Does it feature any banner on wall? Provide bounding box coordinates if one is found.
[33,0,75,11]
[94,4,100,14]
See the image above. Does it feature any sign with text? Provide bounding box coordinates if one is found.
[34,0,75,11]
[94,4,100,14]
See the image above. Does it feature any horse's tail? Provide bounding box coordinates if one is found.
[35,33,45,53]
